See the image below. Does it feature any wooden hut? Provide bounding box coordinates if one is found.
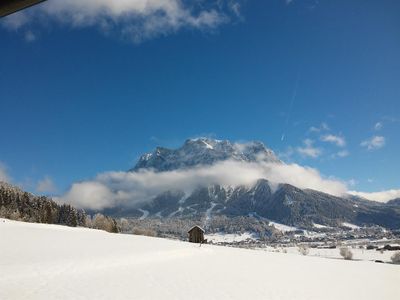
[188,225,205,243]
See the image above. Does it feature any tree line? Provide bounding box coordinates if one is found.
[0,182,119,233]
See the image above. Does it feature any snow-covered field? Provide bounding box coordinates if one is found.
[1,219,399,300]
[265,245,396,263]
[205,231,258,243]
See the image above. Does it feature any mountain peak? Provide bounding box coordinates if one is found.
[131,138,281,172]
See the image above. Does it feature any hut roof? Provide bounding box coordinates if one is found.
[188,225,205,233]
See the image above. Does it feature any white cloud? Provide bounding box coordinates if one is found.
[336,150,349,158]
[321,134,346,147]
[321,123,330,130]
[278,146,295,161]
[229,2,242,18]
[36,176,56,193]
[349,190,400,203]
[59,160,348,210]
[59,181,115,210]
[296,139,321,158]
[24,30,36,42]
[0,162,11,183]
[309,122,329,133]
[360,136,385,150]
[374,122,383,131]
[347,179,357,187]
[309,126,320,133]
[2,0,238,42]
[2,11,29,29]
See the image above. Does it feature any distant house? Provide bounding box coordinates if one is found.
[188,225,205,243]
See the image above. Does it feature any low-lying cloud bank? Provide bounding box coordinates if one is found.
[349,190,400,203]
[3,0,240,42]
[59,160,348,210]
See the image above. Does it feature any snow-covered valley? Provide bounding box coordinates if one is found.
[1,219,399,300]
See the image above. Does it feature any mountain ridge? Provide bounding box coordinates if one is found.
[130,138,281,172]
[101,179,400,229]
[115,138,400,229]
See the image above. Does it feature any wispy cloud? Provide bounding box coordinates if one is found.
[2,0,240,43]
[382,116,400,123]
[307,124,349,159]
[334,150,349,158]
[0,162,11,183]
[228,1,242,19]
[349,189,400,203]
[308,126,319,133]
[374,122,383,131]
[278,146,295,162]
[360,136,385,151]
[309,122,329,133]
[347,179,357,187]
[320,134,346,147]
[296,139,321,158]
[36,176,57,193]
[24,30,36,42]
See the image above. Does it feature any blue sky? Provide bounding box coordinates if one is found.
[0,0,399,199]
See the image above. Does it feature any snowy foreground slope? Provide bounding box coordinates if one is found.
[1,219,399,300]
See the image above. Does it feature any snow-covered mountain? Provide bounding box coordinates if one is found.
[388,198,400,206]
[104,179,400,229]
[130,138,281,172]
[101,138,400,229]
